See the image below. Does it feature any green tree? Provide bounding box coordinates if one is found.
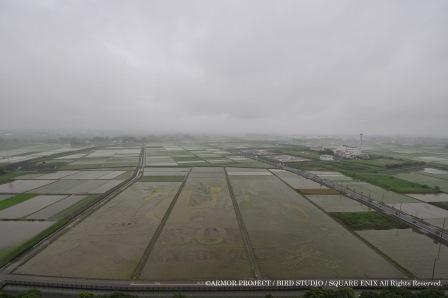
[79,292,96,298]
[360,291,380,298]
[0,292,15,298]
[378,288,415,298]
[109,294,138,298]
[417,289,445,298]
[18,289,42,298]
[334,288,355,298]
[304,288,336,298]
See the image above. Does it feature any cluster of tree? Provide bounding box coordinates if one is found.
[79,293,139,298]
[319,148,334,155]
[384,161,425,169]
[0,289,42,298]
[59,134,205,146]
[79,293,186,298]
[1,288,446,298]
[301,287,446,298]
[59,137,88,146]
[0,290,140,298]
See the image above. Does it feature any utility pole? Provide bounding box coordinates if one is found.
[432,257,437,279]
[437,218,446,259]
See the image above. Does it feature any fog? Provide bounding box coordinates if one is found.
[1,0,447,136]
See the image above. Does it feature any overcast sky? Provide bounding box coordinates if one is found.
[0,0,447,136]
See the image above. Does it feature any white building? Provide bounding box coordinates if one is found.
[333,145,369,160]
[320,154,334,161]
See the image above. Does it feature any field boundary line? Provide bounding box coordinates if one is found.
[1,146,146,274]
[244,152,448,244]
[2,146,99,171]
[16,195,69,220]
[268,169,415,278]
[131,168,192,280]
[224,167,262,279]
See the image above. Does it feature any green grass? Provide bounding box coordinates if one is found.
[348,157,424,170]
[0,171,27,184]
[0,193,36,211]
[284,152,437,193]
[331,212,409,230]
[0,194,99,266]
[349,173,438,193]
[273,148,320,160]
[42,160,69,169]
[50,194,97,221]
[282,145,424,173]
[288,160,334,171]
[139,176,185,182]
[0,218,65,267]
[287,158,382,172]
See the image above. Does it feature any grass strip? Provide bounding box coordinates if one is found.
[0,193,36,211]
[0,218,68,267]
[348,173,438,193]
[50,194,97,221]
[330,211,409,230]
[0,194,98,266]
[0,171,26,184]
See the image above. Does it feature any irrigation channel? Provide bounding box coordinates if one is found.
[1,148,447,293]
[0,147,146,278]
[241,151,448,245]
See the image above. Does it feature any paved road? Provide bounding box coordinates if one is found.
[1,148,447,292]
[243,152,448,245]
[1,145,146,275]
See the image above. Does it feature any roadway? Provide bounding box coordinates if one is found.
[242,151,448,245]
[1,148,447,293]
[1,145,146,275]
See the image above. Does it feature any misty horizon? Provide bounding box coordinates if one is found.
[1,0,447,137]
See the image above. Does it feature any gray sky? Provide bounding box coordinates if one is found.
[1,0,447,136]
